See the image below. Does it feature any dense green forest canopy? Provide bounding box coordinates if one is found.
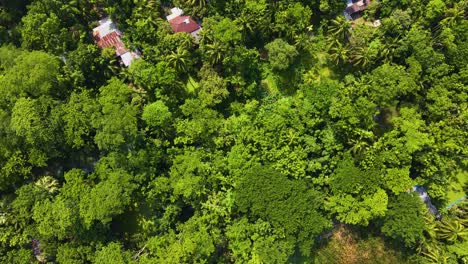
[0,0,467,263]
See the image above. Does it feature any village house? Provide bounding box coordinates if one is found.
[166,7,202,40]
[344,0,370,20]
[93,17,140,67]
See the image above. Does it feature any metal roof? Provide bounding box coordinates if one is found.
[169,16,201,33]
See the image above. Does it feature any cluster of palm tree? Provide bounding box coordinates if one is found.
[418,201,468,263]
[327,16,352,65]
[132,0,161,24]
[182,0,207,10]
[166,46,191,72]
[326,16,400,68]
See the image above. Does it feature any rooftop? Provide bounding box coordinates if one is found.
[344,0,371,20]
[92,17,139,66]
[168,16,201,34]
[166,7,184,21]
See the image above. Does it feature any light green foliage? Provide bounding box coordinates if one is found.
[142,214,221,263]
[327,157,388,225]
[0,45,23,70]
[168,148,210,202]
[7,183,49,246]
[128,59,178,95]
[363,64,419,107]
[95,242,131,264]
[210,17,242,44]
[200,16,242,66]
[327,188,388,225]
[80,168,136,226]
[33,197,75,240]
[56,243,93,264]
[0,248,32,264]
[384,167,414,194]
[265,38,298,71]
[381,9,413,36]
[235,0,268,35]
[226,218,294,263]
[366,107,433,172]
[0,50,61,108]
[350,39,382,69]
[393,107,433,153]
[197,65,229,106]
[10,97,57,166]
[446,239,468,261]
[426,0,446,20]
[61,169,90,202]
[175,99,223,145]
[328,16,352,43]
[20,12,70,54]
[382,193,426,247]
[0,151,31,191]
[92,78,138,151]
[10,98,50,144]
[402,26,447,77]
[142,101,172,128]
[329,90,377,139]
[62,91,99,148]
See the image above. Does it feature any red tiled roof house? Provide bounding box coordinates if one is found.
[166,7,201,40]
[93,17,140,67]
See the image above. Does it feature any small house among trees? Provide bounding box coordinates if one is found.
[93,17,140,67]
[166,7,202,40]
[344,0,370,20]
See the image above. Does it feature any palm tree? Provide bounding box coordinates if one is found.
[227,74,245,92]
[381,37,400,63]
[184,0,207,9]
[204,41,226,65]
[348,129,374,156]
[35,176,59,194]
[294,33,311,50]
[424,214,438,240]
[329,41,349,65]
[350,46,376,69]
[453,201,468,227]
[328,16,352,43]
[236,15,254,38]
[166,46,190,72]
[134,0,160,22]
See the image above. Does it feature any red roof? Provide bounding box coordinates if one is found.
[93,31,128,56]
[169,16,200,33]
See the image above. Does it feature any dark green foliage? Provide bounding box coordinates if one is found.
[381,193,426,247]
[234,166,331,256]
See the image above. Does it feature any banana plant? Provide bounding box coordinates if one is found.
[435,218,468,242]
[422,244,449,264]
